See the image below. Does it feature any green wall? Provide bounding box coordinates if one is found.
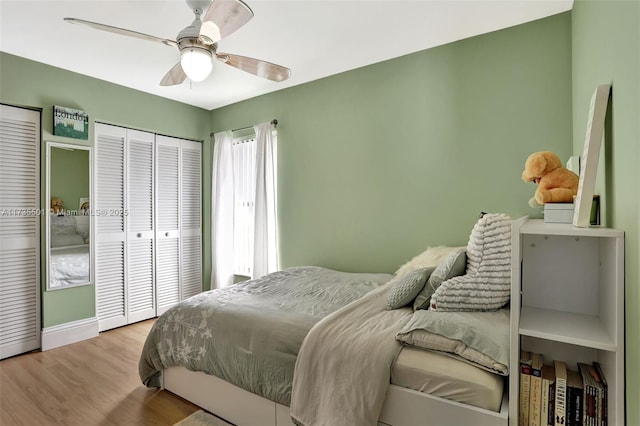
[210,13,573,274]
[571,1,640,423]
[0,52,211,328]
[50,147,89,212]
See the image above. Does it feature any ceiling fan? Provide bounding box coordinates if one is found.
[64,0,291,86]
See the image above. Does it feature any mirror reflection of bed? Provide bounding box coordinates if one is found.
[49,214,90,288]
[47,142,92,290]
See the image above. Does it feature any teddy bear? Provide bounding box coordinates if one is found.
[522,151,579,207]
[50,197,64,214]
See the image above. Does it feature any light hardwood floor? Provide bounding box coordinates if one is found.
[0,319,201,426]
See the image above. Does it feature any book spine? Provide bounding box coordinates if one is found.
[587,385,596,426]
[530,370,542,425]
[595,385,601,426]
[573,385,583,426]
[521,364,532,425]
[555,376,566,426]
[566,386,574,426]
[578,363,595,426]
[541,378,550,426]
[581,385,589,425]
[593,362,608,426]
[548,381,556,426]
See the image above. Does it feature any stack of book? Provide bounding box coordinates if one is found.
[519,351,608,426]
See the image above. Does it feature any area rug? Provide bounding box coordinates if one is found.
[174,410,234,426]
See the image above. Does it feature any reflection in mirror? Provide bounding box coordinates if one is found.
[46,142,92,290]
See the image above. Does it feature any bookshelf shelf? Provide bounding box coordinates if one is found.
[509,217,624,426]
[519,306,616,351]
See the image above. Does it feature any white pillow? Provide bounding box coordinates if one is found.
[394,246,464,278]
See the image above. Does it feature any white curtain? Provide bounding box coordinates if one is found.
[211,131,235,289]
[252,122,279,278]
[211,123,279,288]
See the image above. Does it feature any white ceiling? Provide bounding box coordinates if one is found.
[0,0,573,111]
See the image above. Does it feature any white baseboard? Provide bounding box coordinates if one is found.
[41,317,99,351]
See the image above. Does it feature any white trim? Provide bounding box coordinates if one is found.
[41,317,99,351]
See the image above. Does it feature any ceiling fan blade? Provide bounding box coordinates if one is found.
[217,53,291,82]
[64,18,178,47]
[160,62,187,86]
[199,0,254,44]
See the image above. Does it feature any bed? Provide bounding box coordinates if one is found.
[139,268,509,425]
[139,214,513,426]
[49,244,90,288]
[49,214,90,288]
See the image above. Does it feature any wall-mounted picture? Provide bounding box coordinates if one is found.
[79,197,90,212]
[572,84,610,227]
[53,105,89,140]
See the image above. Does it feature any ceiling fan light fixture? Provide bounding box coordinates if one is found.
[199,21,221,45]
[180,47,213,82]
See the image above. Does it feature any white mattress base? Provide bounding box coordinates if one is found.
[163,366,508,426]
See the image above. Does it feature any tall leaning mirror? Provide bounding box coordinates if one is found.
[46,142,92,290]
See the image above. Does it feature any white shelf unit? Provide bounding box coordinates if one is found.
[509,218,624,426]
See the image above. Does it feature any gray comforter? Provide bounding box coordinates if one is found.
[138,266,392,406]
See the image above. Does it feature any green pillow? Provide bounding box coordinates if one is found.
[385,267,434,310]
[413,249,466,311]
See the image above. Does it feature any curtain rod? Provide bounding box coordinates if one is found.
[210,119,278,137]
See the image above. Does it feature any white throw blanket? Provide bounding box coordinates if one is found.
[290,281,413,426]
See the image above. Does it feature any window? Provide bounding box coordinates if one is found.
[232,135,257,277]
[212,122,278,288]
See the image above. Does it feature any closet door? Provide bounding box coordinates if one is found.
[126,130,156,323]
[0,105,41,359]
[155,135,180,315]
[155,135,202,311]
[94,123,127,331]
[180,140,202,299]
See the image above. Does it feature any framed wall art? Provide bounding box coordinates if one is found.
[53,105,89,140]
[573,84,611,228]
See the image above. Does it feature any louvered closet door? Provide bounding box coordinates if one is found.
[155,136,180,315]
[127,129,156,323]
[94,123,127,331]
[0,105,40,360]
[180,140,202,299]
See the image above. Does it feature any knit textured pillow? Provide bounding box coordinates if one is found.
[385,267,434,310]
[413,249,466,311]
[430,213,512,312]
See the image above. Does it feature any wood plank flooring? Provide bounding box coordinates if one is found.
[0,319,200,426]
